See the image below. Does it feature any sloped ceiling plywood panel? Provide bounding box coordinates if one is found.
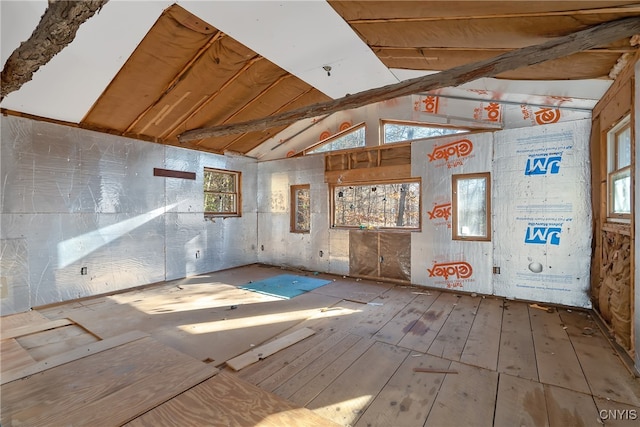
[82,5,215,130]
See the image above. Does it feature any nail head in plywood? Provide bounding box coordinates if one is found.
[226,327,315,371]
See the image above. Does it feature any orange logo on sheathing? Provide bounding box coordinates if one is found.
[319,130,331,141]
[339,122,352,131]
[422,96,439,114]
[428,139,473,162]
[428,261,473,280]
[484,102,501,122]
[534,108,561,125]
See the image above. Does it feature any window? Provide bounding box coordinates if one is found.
[291,184,310,233]
[306,124,365,154]
[452,173,491,241]
[608,115,631,219]
[204,168,240,216]
[383,120,466,144]
[332,180,421,230]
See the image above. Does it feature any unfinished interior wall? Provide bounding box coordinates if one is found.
[0,115,258,315]
[590,53,636,360]
[256,155,330,273]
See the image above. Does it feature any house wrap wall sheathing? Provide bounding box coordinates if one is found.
[0,115,258,315]
[410,119,591,308]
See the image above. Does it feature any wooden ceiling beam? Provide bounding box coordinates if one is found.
[178,17,640,142]
[1,0,109,101]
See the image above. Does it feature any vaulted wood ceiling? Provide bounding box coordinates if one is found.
[5,1,640,157]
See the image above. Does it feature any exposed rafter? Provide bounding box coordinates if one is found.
[0,0,109,101]
[178,17,640,142]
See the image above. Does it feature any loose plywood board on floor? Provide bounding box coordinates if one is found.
[226,327,316,371]
[307,341,409,426]
[497,299,539,381]
[559,310,640,406]
[428,294,479,361]
[424,361,499,427]
[1,336,217,426]
[494,373,549,427]
[397,292,459,353]
[125,372,339,427]
[529,307,590,394]
[355,352,451,427]
[460,297,504,371]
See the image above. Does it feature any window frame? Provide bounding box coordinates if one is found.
[304,122,366,155]
[203,167,241,217]
[330,178,422,231]
[451,172,491,241]
[290,184,311,233]
[607,115,632,221]
[381,119,469,144]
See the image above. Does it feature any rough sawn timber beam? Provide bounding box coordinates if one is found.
[178,16,640,142]
[0,0,110,100]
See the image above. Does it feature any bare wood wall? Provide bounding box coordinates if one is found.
[590,51,637,356]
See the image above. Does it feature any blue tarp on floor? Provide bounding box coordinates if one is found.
[240,274,331,299]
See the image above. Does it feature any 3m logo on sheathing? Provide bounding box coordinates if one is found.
[428,262,473,280]
[524,226,562,245]
[525,155,562,175]
[428,203,451,220]
[428,139,473,162]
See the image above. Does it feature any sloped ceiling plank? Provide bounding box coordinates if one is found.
[379,50,623,80]
[128,36,258,138]
[82,4,214,131]
[1,0,109,100]
[328,1,640,20]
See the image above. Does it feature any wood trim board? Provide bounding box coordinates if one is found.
[226,327,315,371]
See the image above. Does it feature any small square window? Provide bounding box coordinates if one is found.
[204,168,241,216]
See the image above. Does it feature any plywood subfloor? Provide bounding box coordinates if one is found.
[2,265,639,426]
